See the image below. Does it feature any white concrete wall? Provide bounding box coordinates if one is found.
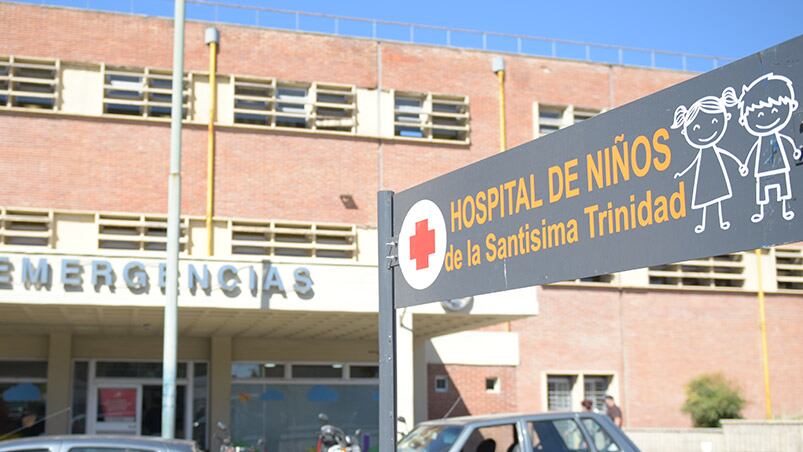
[627,421,803,452]
[426,331,519,366]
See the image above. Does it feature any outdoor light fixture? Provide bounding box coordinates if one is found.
[332,364,344,369]
[264,362,277,368]
[339,194,358,209]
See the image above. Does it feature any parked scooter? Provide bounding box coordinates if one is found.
[214,421,264,452]
[316,413,363,452]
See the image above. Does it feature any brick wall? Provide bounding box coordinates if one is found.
[0,3,693,220]
[427,364,518,419]
[510,287,803,427]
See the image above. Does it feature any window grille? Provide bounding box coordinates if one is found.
[394,91,469,143]
[534,104,599,137]
[648,253,745,288]
[573,108,599,124]
[230,220,357,259]
[536,105,565,136]
[102,65,189,118]
[0,208,53,247]
[547,375,573,411]
[583,375,611,412]
[97,213,188,252]
[776,246,803,291]
[233,77,357,133]
[0,56,58,110]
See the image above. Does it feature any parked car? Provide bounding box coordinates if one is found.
[397,412,639,452]
[0,435,199,452]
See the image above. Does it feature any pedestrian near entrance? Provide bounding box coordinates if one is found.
[581,399,594,412]
[604,395,623,428]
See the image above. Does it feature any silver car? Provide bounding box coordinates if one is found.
[398,412,639,452]
[0,436,199,452]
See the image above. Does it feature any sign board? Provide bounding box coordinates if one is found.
[391,35,803,307]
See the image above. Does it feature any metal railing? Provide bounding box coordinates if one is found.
[7,0,733,72]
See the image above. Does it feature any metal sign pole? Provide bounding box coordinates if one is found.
[377,190,397,451]
[162,0,185,439]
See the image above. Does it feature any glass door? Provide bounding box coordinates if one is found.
[94,384,141,435]
[140,384,186,438]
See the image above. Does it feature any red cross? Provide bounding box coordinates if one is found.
[410,219,436,270]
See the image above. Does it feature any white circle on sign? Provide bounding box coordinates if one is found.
[398,199,448,290]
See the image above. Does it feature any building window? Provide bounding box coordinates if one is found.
[648,253,745,288]
[229,220,357,259]
[70,361,89,434]
[573,108,598,123]
[534,104,600,137]
[97,213,188,253]
[102,65,188,118]
[350,365,380,379]
[546,375,573,411]
[0,56,58,110]
[394,91,469,143]
[434,376,449,393]
[0,208,53,247]
[485,377,500,393]
[0,360,48,439]
[775,247,803,291]
[233,77,357,133]
[583,375,611,412]
[230,362,378,451]
[537,105,565,136]
[291,364,344,380]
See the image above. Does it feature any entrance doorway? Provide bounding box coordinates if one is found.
[74,360,206,448]
[93,384,186,437]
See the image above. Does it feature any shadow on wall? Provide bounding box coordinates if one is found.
[427,363,471,419]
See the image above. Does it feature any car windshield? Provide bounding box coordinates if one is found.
[398,424,463,452]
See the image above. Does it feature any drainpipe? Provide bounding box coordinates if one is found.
[755,249,773,419]
[205,27,220,256]
[493,57,513,332]
[492,56,507,152]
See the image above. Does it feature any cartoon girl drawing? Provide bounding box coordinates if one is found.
[672,87,742,233]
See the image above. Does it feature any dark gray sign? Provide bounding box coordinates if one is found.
[391,35,803,308]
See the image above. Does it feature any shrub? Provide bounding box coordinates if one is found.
[682,373,745,427]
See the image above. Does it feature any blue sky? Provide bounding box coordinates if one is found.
[16,0,803,67]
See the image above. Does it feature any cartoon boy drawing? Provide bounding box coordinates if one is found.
[672,87,742,233]
[737,73,801,222]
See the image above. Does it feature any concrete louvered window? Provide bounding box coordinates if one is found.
[102,65,189,118]
[97,213,189,252]
[534,104,600,137]
[0,56,58,110]
[775,246,803,291]
[230,220,357,259]
[393,91,469,143]
[233,77,357,132]
[648,253,745,288]
[0,208,53,247]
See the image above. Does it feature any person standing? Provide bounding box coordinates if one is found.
[604,395,623,428]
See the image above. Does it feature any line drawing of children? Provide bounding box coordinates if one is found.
[736,73,801,223]
[672,87,742,233]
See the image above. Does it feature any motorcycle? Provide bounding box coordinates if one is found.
[316,413,363,452]
[214,421,264,452]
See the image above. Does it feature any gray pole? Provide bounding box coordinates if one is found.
[377,190,397,451]
[162,0,185,439]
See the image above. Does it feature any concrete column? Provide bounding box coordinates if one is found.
[45,332,72,435]
[396,310,415,435]
[210,336,231,450]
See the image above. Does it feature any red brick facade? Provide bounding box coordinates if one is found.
[2,3,802,428]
